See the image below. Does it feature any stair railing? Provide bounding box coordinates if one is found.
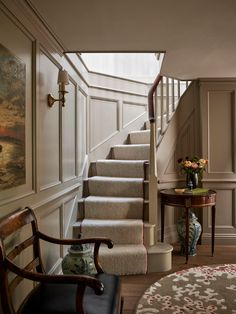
[148,75,191,242]
[147,74,162,243]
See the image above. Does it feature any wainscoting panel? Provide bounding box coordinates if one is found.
[202,186,236,244]
[38,50,61,191]
[200,82,236,180]
[122,102,147,128]
[208,90,235,174]
[89,97,118,151]
[62,79,76,182]
[38,205,61,272]
[200,79,236,244]
[157,82,198,181]
[77,88,87,176]
[207,189,234,229]
[63,196,77,238]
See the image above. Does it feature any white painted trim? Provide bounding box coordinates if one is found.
[122,110,147,129]
[32,183,81,210]
[90,85,147,97]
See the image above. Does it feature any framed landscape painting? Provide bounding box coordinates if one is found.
[0,7,33,207]
[0,43,26,191]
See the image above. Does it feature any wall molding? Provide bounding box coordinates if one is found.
[32,182,81,211]
[90,85,148,98]
[89,96,119,152]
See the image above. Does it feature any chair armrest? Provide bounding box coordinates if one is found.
[5,258,104,295]
[37,232,113,273]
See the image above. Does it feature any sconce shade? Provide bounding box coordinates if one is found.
[48,69,69,107]
[57,69,69,85]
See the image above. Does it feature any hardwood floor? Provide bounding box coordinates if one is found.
[121,244,236,314]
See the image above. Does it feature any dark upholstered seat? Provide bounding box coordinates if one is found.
[0,207,122,314]
[19,274,120,314]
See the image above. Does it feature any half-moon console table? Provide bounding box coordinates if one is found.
[160,189,216,263]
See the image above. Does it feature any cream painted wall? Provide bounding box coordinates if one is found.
[156,81,201,243]
[0,6,84,312]
[200,79,236,244]
[0,1,150,312]
[2,0,236,312]
[156,79,236,247]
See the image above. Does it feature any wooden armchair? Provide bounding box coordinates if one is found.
[0,207,122,314]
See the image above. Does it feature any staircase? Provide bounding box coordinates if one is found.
[74,125,150,275]
[74,76,190,275]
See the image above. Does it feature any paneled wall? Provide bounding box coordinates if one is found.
[0,2,85,296]
[0,2,149,313]
[200,80,236,244]
[0,4,150,312]
[156,79,236,245]
[86,72,149,162]
[157,81,201,243]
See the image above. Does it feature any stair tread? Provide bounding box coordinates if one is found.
[129,130,150,134]
[96,159,146,164]
[82,218,143,225]
[88,176,144,182]
[100,243,146,252]
[85,195,144,202]
[113,144,150,148]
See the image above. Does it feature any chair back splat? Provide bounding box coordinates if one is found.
[0,207,122,314]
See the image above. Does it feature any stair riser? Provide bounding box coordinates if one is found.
[112,146,149,160]
[129,131,150,144]
[81,221,143,244]
[88,180,144,197]
[84,201,143,219]
[95,161,145,178]
[99,246,147,275]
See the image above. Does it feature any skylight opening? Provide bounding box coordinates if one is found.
[80,53,162,84]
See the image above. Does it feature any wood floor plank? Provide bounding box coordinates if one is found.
[121,244,236,313]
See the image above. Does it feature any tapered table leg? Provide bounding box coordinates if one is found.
[211,205,216,256]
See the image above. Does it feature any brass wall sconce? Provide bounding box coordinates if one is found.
[47,69,69,107]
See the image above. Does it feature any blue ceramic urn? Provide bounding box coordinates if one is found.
[62,244,96,275]
[176,211,202,256]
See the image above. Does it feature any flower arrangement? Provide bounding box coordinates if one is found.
[177,156,208,175]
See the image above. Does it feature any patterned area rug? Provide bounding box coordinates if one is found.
[136,264,236,313]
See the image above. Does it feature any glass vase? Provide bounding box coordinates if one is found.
[186,173,198,189]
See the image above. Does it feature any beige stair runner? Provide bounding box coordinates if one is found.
[76,125,152,275]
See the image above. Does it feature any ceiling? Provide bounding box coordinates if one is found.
[25,0,236,80]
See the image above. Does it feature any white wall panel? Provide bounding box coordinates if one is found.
[38,51,60,190]
[89,97,118,151]
[62,80,76,182]
[200,80,236,244]
[207,189,234,229]
[39,207,61,271]
[63,196,77,238]
[122,102,146,128]
[208,90,234,173]
[77,89,87,176]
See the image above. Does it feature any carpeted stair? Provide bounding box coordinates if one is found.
[75,125,151,275]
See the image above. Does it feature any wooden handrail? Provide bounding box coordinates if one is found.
[148,74,162,122]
